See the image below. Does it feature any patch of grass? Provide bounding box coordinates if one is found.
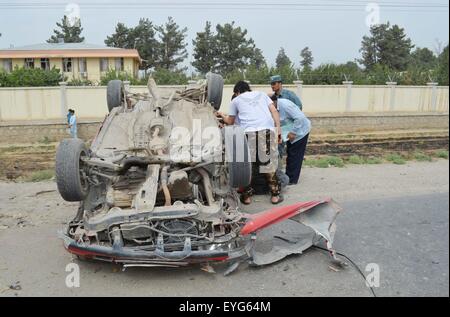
[306,156,345,168]
[27,170,55,182]
[434,150,449,159]
[385,153,406,165]
[314,158,332,168]
[413,152,433,162]
[365,157,383,164]
[347,155,365,165]
[326,156,345,167]
[303,159,317,167]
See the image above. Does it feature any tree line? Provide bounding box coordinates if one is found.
[1,16,448,86]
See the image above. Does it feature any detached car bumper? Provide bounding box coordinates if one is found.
[60,233,250,267]
[60,199,341,268]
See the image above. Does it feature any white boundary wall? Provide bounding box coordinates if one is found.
[0,84,448,121]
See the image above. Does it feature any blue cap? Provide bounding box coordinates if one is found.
[270,75,283,83]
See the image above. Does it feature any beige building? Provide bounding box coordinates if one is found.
[0,42,141,83]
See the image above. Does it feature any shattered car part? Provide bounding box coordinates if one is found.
[56,74,342,273]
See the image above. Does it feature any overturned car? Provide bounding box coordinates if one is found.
[56,74,341,272]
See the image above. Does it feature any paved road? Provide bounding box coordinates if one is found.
[0,161,448,296]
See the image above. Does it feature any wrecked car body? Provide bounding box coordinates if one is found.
[56,74,341,272]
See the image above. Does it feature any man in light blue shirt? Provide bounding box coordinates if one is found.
[67,109,73,124]
[68,109,77,138]
[271,95,311,185]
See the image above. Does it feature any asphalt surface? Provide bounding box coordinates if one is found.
[0,160,448,297]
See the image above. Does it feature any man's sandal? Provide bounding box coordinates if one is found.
[240,195,252,205]
[271,195,284,205]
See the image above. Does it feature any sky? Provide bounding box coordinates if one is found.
[0,0,449,71]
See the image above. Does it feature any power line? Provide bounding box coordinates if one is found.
[0,1,448,10]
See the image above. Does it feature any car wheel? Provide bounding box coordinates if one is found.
[224,126,252,188]
[107,80,124,112]
[206,73,224,110]
[55,139,89,202]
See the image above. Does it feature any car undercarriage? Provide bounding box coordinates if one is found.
[55,74,342,274]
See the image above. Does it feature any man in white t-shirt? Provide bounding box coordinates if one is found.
[217,81,283,205]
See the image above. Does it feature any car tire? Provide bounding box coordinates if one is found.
[224,126,252,188]
[107,80,124,112]
[206,73,224,110]
[55,139,89,202]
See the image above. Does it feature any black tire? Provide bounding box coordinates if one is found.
[206,73,224,110]
[224,126,252,188]
[55,139,89,202]
[107,80,124,112]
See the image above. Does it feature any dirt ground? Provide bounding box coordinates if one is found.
[0,160,448,297]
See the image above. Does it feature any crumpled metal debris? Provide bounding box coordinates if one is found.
[244,199,342,266]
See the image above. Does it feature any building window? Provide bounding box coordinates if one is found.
[115,58,124,71]
[40,58,50,71]
[24,58,35,69]
[63,58,72,72]
[78,58,87,73]
[2,59,12,72]
[100,58,109,72]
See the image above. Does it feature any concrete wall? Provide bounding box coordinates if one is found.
[0,113,448,145]
[0,84,448,121]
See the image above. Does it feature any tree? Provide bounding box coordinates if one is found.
[275,48,291,69]
[131,19,159,69]
[250,48,266,70]
[410,47,437,70]
[192,21,217,74]
[155,17,188,70]
[47,15,85,43]
[105,19,158,69]
[214,22,256,74]
[436,45,449,85]
[300,47,313,71]
[359,22,413,71]
[105,23,132,48]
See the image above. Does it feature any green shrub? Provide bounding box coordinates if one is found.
[413,152,432,162]
[150,68,189,85]
[27,170,55,182]
[385,153,406,165]
[314,158,332,168]
[100,69,141,86]
[326,156,345,167]
[366,157,383,164]
[68,78,94,86]
[0,66,64,87]
[306,156,345,168]
[347,155,365,164]
[434,150,449,159]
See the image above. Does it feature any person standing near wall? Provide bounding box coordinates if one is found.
[67,109,73,124]
[68,109,77,139]
[270,75,303,110]
[270,95,311,185]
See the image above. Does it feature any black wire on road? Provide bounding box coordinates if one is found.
[313,245,378,298]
